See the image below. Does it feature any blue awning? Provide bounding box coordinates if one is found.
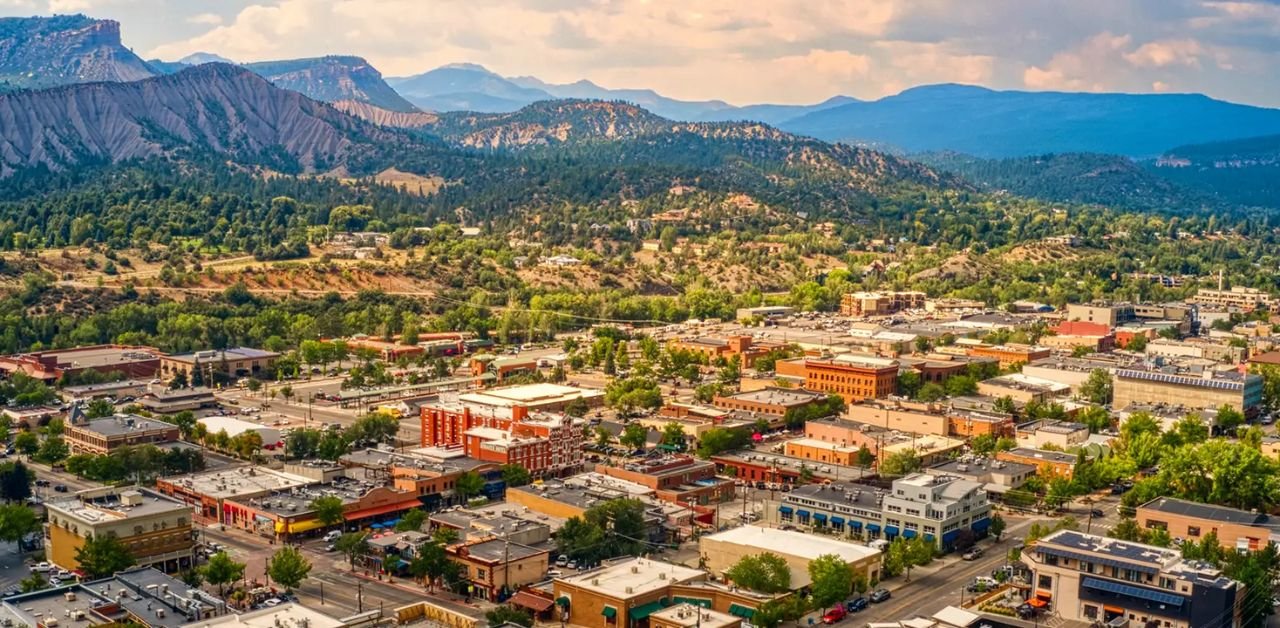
[1083,577,1184,607]
[865,523,880,532]
[942,529,961,544]
[972,518,991,533]
[902,529,917,539]
[924,533,935,542]
[813,513,828,522]
[848,520,862,529]
[829,516,845,525]
[779,506,793,514]
[884,525,900,536]
[796,509,811,518]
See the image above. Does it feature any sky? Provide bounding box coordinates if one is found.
[2,0,1279,107]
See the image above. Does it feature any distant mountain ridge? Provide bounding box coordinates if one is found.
[1153,134,1280,208]
[0,14,156,90]
[780,84,1280,158]
[245,55,418,113]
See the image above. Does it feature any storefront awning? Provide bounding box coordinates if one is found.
[778,506,793,514]
[602,606,617,619]
[629,601,665,620]
[673,597,712,608]
[796,509,811,518]
[345,501,420,522]
[971,518,991,533]
[902,529,917,539]
[829,516,845,525]
[729,604,756,619]
[865,523,880,532]
[847,520,862,529]
[812,513,828,522]
[1027,598,1047,608]
[884,525,900,536]
[511,591,555,613]
[556,596,570,607]
[284,518,325,534]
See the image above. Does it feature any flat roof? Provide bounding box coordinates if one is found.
[929,457,1037,476]
[465,538,548,562]
[558,558,704,598]
[165,347,279,364]
[198,415,279,438]
[1139,496,1271,527]
[703,525,880,563]
[457,383,603,407]
[163,466,312,500]
[31,345,161,368]
[182,603,347,628]
[650,604,740,628]
[76,414,176,437]
[787,437,860,453]
[1002,447,1078,464]
[47,487,188,523]
[722,387,825,406]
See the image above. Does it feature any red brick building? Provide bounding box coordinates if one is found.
[595,456,735,506]
[420,402,584,477]
[791,355,900,403]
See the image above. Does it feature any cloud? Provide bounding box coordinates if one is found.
[119,0,1280,106]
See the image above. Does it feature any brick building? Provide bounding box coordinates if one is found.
[420,398,586,478]
[839,291,926,317]
[64,413,180,456]
[669,335,784,368]
[0,344,161,383]
[783,355,899,403]
[595,456,735,506]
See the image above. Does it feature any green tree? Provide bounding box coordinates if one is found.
[1079,369,1113,405]
[724,553,792,594]
[1215,404,1246,433]
[20,572,46,593]
[1077,406,1112,433]
[660,422,686,451]
[1127,334,1149,352]
[0,503,40,550]
[268,546,312,592]
[310,495,346,528]
[14,432,38,457]
[989,513,1006,541]
[594,425,612,448]
[34,437,69,464]
[74,534,137,578]
[944,375,978,397]
[0,461,33,503]
[879,450,921,476]
[855,445,875,467]
[455,471,485,499]
[85,398,116,419]
[1108,518,1144,542]
[917,382,946,402]
[501,464,533,487]
[334,532,370,571]
[395,508,428,532]
[202,552,246,596]
[619,423,649,450]
[485,605,533,628]
[696,427,749,458]
[604,377,663,413]
[808,553,854,610]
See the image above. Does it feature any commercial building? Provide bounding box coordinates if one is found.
[420,397,586,477]
[976,373,1072,404]
[595,456,735,507]
[1021,529,1244,628]
[1065,303,1134,327]
[1191,286,1273,311]
[1022,356,1139,394]
[155,465,313,524]
[450,538,550,601]
[1,404,62,429]
[160,347,280,382]
[711,387,831,419]
[773,473,992,552]
[846,399,950,437]
[0,344,162,383]
[735,305,796,321]
[1015,420,1090,450]
[342,446,502,509]
[64,413,181,455]
[553,558,771,628]
[839,291,926,317]
[1136,497,1280,552]
[1147,338,1245,363]
[342,335,425,361]
[61,378,153,402]
[997,447,1080,479]
[1113,366,1263,416]
[223,480,422,540]
[945,407,1017,439]
[197,415,282,450]
[469,354,538,383]
[650,604,741,628]
[965,344,1051,369]
[700,526,881,588]
[792,417,963,467]
[182,603,352,628]
[45,487,195,573]
[790,355,899,403]
[139,387,217,413]
[0,567,225,628]
[668,335,786,368]
[925,457,1037,498]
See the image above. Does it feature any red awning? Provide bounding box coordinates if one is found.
[1027,598,1047,608]
[510,591,556,612]
[344,501,420,522]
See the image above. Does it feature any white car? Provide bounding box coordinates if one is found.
[31,562,52,573]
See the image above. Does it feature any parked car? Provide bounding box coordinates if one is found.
[53,484,68,493]
[1090,508,1106,518]
[962,548,983,561]
[546,569,563,578]
[556,555,568,567]
[566,560,578,570]
[31,562,52,573]
[821,607,847,624]
[34,479,49,487]
[869,589,891,603]
[844,597,869,613]
[323,544,336,553]
[49,577,62,587]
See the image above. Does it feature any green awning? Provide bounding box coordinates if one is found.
[674,597,713,608]
[602,606,617,619]
[557,596,570,607]
[629,601,666,621]
[729,604,756,619]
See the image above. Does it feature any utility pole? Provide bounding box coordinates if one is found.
[357,581,363,613]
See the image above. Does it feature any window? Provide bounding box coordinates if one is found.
[1187,526,1200,537]
[1038,575,1052,589]
[1084,605,1098,620]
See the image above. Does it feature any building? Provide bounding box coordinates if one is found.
[160,347,280,382]
[451,538,550,601]
[669,335,786,368]
[64,413,180,455]
[840,291,926,317]
[700,526,881,588]
[342,335,425,361]
[793,417,964,466]
[792,355,899,403]
[965,344,1052,369]
[1,404,62,429]
[181,603,354,628]
[420,397,587,477]
[155,465,314,524]
[342,446,501,509]
[469,355,538,383]
[553,558,707,627]
[1191,286,1273,311]
[139,387,217,413]
[925,457,1037,499]
[0,344,161,383]
[735,306,796,321]
[945,407,1017,439]
[0,567,225,628]
[711,387,831,419]
[1015,420,1091,450]
[773,473,992,552]
[61,379,153,402]
[1022,356,1139,394]
[898,354,998,385]
[846,399,950,437]
[223,480,422,541]
[1021,529,1244,628]
[1065,303,1135,327]
[1136,497,1280,552]
[996,447,1079,479]
[198,415,283,450]
[45,487,195,573]
[976,373,1072,404]
[430,508,551,545]
[650,604,741,628]
[1113,366,1263,416]
[595,456,735,507]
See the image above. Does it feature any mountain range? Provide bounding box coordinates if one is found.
[0,14,154,90]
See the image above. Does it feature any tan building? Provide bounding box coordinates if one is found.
[846,399,949,436]
[554,558,705,627]
[1136,497,1280,553]
[966,344,1051,368]
[64,413,180,455]
[997,447,1078,479]
[1191,286,1273,311]
[1015,420,1090,450]
[1021,529,1244,628]
[160,347,279,382]
[451,538,549,601]
[45,487,195,573]
[650,604,741,628]
[976,373,1071,404]
[839,291,926,317]
[1112,366,1263,416]
[700,526,881,589]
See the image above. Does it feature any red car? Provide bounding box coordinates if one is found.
[822,607,847,624]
